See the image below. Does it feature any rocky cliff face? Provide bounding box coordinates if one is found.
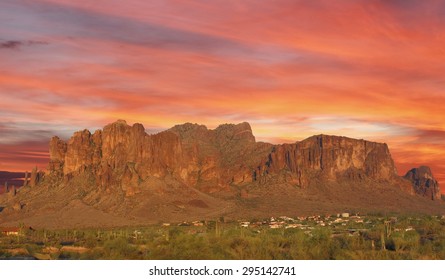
[48,120,184,195]
[253,135,401,188]
[168,122,272,192]
[42,120,436,198]
[404,166,440,200]
[46,120,271,195]
[1,120,442,228]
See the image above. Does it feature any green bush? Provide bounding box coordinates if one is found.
[1,215,445,260]
[103,237,140,260]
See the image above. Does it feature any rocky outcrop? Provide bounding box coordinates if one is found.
[168,122,272,192]
[404,166,441,200]
[253,135,401,188]
[23,171,29,187]
[48,120,183,195]
[45,120,271,195]
[7,185,16,198]
[29,167,42,188]
[39,120,436,199]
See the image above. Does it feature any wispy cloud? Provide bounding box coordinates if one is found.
[0,0,444,189]
[0,40,48,50]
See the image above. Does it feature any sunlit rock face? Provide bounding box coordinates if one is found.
[46,120,431,198]
[253,135,404,188]
[47,120,271,195]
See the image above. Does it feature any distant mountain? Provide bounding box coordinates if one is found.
[0,120,442,228]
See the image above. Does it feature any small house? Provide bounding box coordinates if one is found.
[192,221,204,227]
[240,221,250,228]
[0,227,21,236]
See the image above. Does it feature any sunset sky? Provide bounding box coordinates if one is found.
[0,0,444,188]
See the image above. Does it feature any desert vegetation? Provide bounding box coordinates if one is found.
[1,214,445,260]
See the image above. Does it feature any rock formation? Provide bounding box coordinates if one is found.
[253,134,404,188]
[29,166,42,187]
[8,185,16,198]
[23,171,29,187]
[404,166,440,200]
[46,120,272,195]
[0,120,442,228]
[41,120,438,197]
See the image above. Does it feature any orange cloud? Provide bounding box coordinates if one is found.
[1,0,444,192]
[0,142,49,172]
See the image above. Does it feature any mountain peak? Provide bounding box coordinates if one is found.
[215,122,255,143]
[404,166,440,200]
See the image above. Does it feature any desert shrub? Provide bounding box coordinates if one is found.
[79,248,104,260]
[390,231,420,252]
[226,237,251,259]
[435,238,445,259]
[287,230,307,259]
[24,244,40,255]
[305,228,335,259]
[84,236,98,249]
[146,231,212,259]
[417,217,441,236]
[266,236,293,260]
[1,215,444,260]
[103,237,140,259]
[0,249,12,259]
[167,227,182,240]
[169,234,212,259]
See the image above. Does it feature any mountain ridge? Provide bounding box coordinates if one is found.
[0,120,443,229]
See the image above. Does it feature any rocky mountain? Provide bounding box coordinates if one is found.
[46,120,411,193]
[404,166,441,200]
[47,120,272,196]
[254,135,409,189]
[0,120,443,228]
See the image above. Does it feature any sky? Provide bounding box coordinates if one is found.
[0,0,444,189]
